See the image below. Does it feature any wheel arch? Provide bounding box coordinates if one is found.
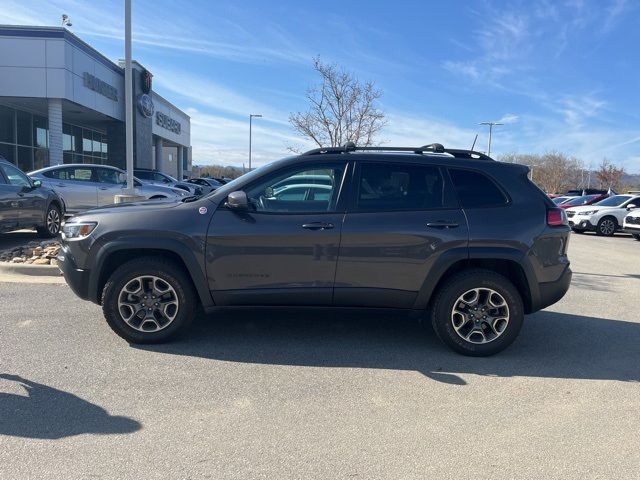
[414,248,536,314]
[91,239,213,309]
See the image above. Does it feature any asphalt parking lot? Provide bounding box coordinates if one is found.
[0,232,638,480]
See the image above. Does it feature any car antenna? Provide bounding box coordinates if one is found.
[471,134,478,151]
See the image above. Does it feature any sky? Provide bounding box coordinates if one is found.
[1,0,639,172]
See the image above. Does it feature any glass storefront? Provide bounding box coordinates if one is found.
[0,104,108,172]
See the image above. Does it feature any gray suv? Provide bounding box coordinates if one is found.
[29,164,188,214]
[57,143,572,356]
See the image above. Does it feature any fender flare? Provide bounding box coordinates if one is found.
[88,236,214,308]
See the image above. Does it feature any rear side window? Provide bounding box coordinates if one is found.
[44,167,94,182]
[448,169,507,208]
[357,163,444,211]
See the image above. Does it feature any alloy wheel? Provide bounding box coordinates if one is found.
[47,208,61,235]
[451,288,510,344]
[117,275,179,332]
[599,219,615,235]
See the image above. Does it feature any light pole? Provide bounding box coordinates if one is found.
[124,0,134,192]
[249,114,262,171]
[479,121,503,157]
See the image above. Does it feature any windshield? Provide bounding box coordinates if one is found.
[553,196,571,204]
[203,160,282,199]
[594,195,631,207]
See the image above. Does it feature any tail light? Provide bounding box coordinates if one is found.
[547,208,567,226]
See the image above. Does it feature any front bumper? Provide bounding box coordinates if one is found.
[568,217,595,231]
[623,226,640,236]
[57,244,92,301]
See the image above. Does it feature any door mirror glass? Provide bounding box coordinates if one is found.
[226,191,249,211]
[627,204,637,210]
[32,179,42,188]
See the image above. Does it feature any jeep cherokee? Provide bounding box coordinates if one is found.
[57,143,572,356]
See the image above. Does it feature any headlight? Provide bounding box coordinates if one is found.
[579,210,598,215]
[62,222,97,240]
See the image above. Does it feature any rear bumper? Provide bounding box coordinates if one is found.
[534,265,572,311]
[57,244,91,301]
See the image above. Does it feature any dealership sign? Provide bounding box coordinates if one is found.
[156,111,181,135]
[83,72,118,101]
[138,94,154,118]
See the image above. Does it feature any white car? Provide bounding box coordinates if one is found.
[567,194,640,236]
[623,208,640,241]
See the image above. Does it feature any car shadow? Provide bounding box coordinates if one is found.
[134,310,640,386]
[0,374,141,439]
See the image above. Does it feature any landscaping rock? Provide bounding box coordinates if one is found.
[32,258,51,265]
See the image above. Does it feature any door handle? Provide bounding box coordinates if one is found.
[10,201,19,208]
[302,222,334,230]
[56,183,66,187]
[99,187,109,190]
[426,221,459,229]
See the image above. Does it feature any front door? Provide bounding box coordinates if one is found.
[334,161,469,308]
[95,167,124,206]
[206,161,349,306]
[0,168,20,232]
[0,162,43,228]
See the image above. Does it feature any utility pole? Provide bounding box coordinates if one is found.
[479,121,503,157]
[249,114,262,171]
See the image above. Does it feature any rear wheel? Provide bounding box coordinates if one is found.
[430,269,524,356]
[36,204,61,238]
[101,257,197,343]
[633,234,640,241]
[596,217,617,236]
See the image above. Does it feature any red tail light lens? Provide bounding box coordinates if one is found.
[547,208,567,226]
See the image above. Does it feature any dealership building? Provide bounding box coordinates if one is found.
[0,25,191,178]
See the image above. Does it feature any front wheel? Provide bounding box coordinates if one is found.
[101,257,197,343]
[596,217,617,236]
[633,234,640,241]
[429,269,524,356]
[36,204,61,238]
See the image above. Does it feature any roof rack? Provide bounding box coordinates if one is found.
[301,142,493,161]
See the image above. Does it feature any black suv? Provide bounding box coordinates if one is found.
[58,144,572,356]
[0,157,64,237]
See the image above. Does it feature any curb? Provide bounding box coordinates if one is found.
[0,262,62,277]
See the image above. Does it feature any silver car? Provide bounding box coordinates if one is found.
[29,164,188,214]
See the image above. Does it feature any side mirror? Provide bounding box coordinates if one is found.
[225,191,249,211]
[627,204,637,211]
[32,179,42,188]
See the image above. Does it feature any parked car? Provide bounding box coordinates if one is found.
[185,177,223,195]
[133,169,202,196]
[57,143,572,356]
[0,157,64,237]
[565,188,608,196]
[622,207,640,241]
[29,164,188,214]
[567,194,640,236]
[558,193,609,209]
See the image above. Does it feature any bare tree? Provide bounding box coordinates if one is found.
[499,152,583,193]
[289,58,386,149]
[596,158,626,190]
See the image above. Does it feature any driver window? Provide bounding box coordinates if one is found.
[0,162,31,187]
[245,164,344,213]
[97,168,120,184]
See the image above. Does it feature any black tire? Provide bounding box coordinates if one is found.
[596,216,617,236]
[101,257,197,343]
[633,234,640,241]
[36,203,61,238]
[571,228,584,234]
[429,269,524,356]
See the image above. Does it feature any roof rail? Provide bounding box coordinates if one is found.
[301,143,494,161]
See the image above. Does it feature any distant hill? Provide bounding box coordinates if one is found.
[622,173,640,189]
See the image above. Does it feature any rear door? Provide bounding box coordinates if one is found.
[333,161,469,308]
[46,167,99,212]
[206,161,348,306]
